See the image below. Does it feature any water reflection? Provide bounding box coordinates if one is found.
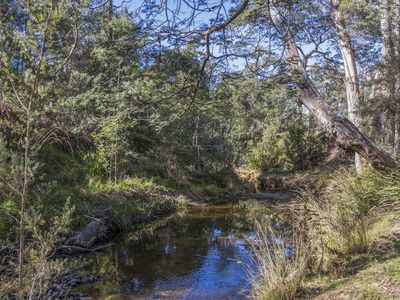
[84,200,272,299]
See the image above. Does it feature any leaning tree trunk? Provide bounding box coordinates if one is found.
[270,3,397,170]
[330,0,364,172]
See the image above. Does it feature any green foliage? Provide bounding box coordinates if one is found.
[244,125,287,171]
[0,2,396,297]
[284,114,327,170]
[88,176,170,194]
[206,169,236,189]
[0,134,20,238]
[243,112,327,172]
[1,198,75,298]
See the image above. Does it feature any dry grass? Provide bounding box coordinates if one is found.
[305,167,400,272]
[246,167,400,299]
[247,221,310,300]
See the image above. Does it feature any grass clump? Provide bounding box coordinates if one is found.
[307,168,400,261]
[247,167,400,299]
[294,167,400,298]
[248,221,310,300]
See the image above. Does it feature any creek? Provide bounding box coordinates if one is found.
[78,197,290,299]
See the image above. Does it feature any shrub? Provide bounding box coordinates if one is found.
[244,125,287,171]
[244,118,327,172]
[0,198,75,298]
[284,115,328,171]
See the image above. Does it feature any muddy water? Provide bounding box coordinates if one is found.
[82,199,283,299]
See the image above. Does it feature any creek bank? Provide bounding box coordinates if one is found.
[42,272,100,300]
[235,166,336,194]
[48,193,289,299]
[64,163,332,254]
[188,190,292,201]
[55,193,180,255]
[295,168,400,300]
[300,221,400,299]
[0,172,300,298]
[56,190,294,254]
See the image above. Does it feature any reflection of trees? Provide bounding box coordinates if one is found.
[113,217,215,285]
[86,200,268,292]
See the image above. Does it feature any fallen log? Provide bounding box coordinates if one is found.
[60,209,116,253]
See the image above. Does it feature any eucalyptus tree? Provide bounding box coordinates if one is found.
[379,0,400,155]
[268,0,396,169]
[139,0,396,169]
[328,0,363,171]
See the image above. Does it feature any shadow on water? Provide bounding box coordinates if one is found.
[81,199,286,299]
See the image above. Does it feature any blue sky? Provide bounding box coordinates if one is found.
[112,0,335,72]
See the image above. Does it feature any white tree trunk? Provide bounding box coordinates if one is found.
[330,0,364,172]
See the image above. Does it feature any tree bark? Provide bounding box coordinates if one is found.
[380,0,392,145]
[391,0,400,156]
[330,0,364,172]
[269,3,397,170]
[379,0,400,152]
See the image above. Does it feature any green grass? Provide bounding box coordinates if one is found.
[248,221,310,300]
[88,176,171,194]
[301,227,400,299]
[307,167,400,258]
[303,257,400,299]
[369,214,399,242]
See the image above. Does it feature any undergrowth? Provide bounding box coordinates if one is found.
[248,167,400,299]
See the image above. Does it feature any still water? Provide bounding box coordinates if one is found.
[82,200,281,299]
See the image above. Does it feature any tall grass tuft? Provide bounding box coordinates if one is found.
[306,167,400,269]
[247,221,310,300]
